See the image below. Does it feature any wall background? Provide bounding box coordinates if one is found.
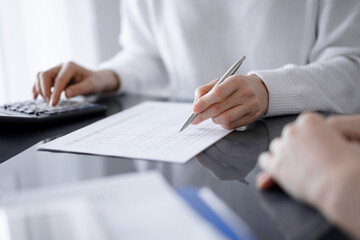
[0,0,122,104]
[93,0,121,62]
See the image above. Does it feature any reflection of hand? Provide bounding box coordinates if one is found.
[257,113,360,239]
[191,74,269,129]
[196,143,255,183]
[33,62,119,106]
[196,121,269,181]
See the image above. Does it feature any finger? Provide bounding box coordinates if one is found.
[258,152,272,169]
[50,62,78,106]
[64,80,95,98]
[39,72,54,103]
[258,152,279,176]
[296,112,325,129]
[269,138,282,155]
[210,104,248,129]
[256,171,276,190]
[281,123,296,139]
[327,115,360,140]
[32,84,38,99]
[193,76,240,114]
[194,79,218,103]
[35,72,42,98]
[220,112,259,130]
[192,91,246,125]
[37,65,62,102]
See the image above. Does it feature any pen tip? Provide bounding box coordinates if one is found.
[179,125,187,132]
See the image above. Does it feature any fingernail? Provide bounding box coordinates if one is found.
[256,174,265,189]
[66,89,74,98]
[257,172,268,188]
[49,98,54,106]
[257,172,275,190]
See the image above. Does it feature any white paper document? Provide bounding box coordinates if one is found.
[39,101,231,163]
[0,172,226,240]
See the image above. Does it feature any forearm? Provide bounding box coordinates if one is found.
[250,56,360,116]
[250,0,360,116]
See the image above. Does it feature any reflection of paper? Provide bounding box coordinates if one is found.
[3,199,105,240]
[1,172,225,240]
[39,101,231,163]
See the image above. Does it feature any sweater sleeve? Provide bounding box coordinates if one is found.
[99,0,169,96]
[249,0,360,116]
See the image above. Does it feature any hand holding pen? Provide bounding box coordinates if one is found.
[181,57,269,131]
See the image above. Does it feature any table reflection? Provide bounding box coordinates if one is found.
[1,93,345,240]
[196,121,269,183]
[258,187,331,240]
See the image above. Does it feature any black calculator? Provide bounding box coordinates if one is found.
[0,100,107,124]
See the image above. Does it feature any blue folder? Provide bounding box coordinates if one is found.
[177,187,257,240]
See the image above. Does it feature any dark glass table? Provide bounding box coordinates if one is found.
[0,94,350,240]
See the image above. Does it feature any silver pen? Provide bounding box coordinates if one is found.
[179,56,246,132]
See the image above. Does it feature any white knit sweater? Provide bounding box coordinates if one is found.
[100,0,360,116]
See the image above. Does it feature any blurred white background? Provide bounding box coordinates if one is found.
[0,0,120,104]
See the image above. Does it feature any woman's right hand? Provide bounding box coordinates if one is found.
[33,61,120,106]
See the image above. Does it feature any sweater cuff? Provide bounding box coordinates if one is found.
[98,60,134,94]
[248,68,302,117]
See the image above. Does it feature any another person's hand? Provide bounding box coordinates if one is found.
[257,114,360,190]
[191,74,269,129]
[33,62,120,106]
[257,113,360,239]
[327,115,360,142]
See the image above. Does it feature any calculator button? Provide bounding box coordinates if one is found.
[24,109,35,114]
